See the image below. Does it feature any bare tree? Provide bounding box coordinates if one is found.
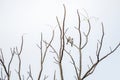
[0,4,120,80]
[46,4,120,80]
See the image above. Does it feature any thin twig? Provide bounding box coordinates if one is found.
[27,65,33,80]
[0,49,9,79]
[16,35,24,80]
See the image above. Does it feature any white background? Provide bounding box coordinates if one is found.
[0,0,120,80]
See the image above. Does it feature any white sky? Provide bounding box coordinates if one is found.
[0,0,120,80]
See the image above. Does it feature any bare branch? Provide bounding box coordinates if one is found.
[81,19,91,49]
[54,71,57,80]
[82,62,98,79]
[56,17,62,34]
[43,75,48,80]
[82,23,120,79]
[0,49,4,62]
[18,36,24,55]
[8,48,15,76]
[77,10,82,79]
[0,58,9,80]
[16,35,24,80]
[56,4,66,80]
[99,42,120,62]
[82,42,120,80]
[65,50,79,80]
[37,33,43,80]
[26,65,33,80]
[96,43,99,56]
[37,31,54,80]
[89,56,94,65]
[81,23,104,79]
[42,30,54,63]
[53,57,59,64]
[0,49,9,80]
[64,28,69,35]
[62,4,66,32]
[96,22,104,60]
[58,4,66,62]
[0,68,7,80]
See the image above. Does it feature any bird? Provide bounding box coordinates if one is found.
[66,36,73,47]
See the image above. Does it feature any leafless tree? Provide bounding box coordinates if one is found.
[0,4,120,80]
[46,4,120,80]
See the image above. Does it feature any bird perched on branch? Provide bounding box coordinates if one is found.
[66,36,73,47]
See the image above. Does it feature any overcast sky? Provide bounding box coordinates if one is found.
[0,0,120,80]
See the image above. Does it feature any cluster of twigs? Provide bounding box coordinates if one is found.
[0,36,23,80]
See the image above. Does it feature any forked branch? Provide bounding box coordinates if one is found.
[82,23,120,80]
[37,30,54,80]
